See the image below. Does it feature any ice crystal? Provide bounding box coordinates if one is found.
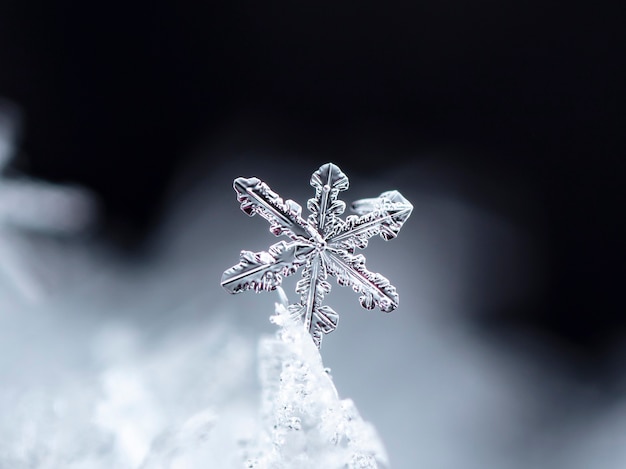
[242,296,389,468]
[221,163,412,347]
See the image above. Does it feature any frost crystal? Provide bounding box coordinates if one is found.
[221,163,412,347]
[243,298,389,468]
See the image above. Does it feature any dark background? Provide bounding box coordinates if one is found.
[0,2,623,375]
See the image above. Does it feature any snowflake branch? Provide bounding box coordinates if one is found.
[307,163,349,235]
[289,256,338,347]
[221,241,311,293]
[233,177,312,240]
[326,251,399,312]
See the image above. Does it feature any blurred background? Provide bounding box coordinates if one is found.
[0,1,624,468]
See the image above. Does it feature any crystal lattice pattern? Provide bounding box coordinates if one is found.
[221,163,412,347]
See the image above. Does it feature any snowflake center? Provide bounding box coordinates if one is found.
[312,238,327,254]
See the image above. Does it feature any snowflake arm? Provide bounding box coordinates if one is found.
[327,190,413,252]
[307,163,349,236]
[288,255,339,348]
[221,241,311,294]
[325,251,399,312]
[233,177,312,241]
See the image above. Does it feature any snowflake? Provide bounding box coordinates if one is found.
[221,163,413,347]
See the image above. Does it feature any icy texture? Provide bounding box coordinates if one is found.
[243,296,389,469]
[221,162,413,346]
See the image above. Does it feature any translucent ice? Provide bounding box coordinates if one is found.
[222,162,412,347]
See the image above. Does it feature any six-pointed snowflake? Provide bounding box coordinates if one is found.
[221,163,412,347]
